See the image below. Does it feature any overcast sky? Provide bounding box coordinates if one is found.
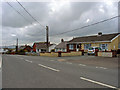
[1,0,118,46]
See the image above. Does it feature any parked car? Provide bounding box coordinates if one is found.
[88,47,102,55]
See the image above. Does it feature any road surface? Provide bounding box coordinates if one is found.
[2,55,118,88]
[0,54,2,89]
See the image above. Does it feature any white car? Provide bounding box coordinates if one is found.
[87,47,101,55]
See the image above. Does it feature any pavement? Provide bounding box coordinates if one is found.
[2,54,119,88]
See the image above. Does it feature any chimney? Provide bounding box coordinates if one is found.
[61,39,64,42]
[25,44,27,47]
[98,32,102,36]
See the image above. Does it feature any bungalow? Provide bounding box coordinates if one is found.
[33,42,56,53]
[67,32,120,52]
[55,39,68,52]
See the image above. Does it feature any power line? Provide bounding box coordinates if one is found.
[6,2,32,24]
[6,2,45,36]
[16,0,45,28]
[50,15,120,37]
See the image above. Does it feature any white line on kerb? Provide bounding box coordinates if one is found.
[79,64,86,66]
[38,64,60,72]
[80,77,117,89]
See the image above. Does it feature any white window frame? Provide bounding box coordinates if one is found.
[100,44,108,50]
[84,44,91,50]
[69,44,74,50]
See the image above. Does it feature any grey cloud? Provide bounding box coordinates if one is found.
[2,1,118,46]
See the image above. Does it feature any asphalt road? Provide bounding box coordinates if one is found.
[2,55,118,88]
[0,54,2,89]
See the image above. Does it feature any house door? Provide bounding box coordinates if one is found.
[77,44,81,51]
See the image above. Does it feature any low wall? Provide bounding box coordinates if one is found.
[61,52,82,57]
[98,52,113,57]
[40,51,82,57]
[40,52,58,57]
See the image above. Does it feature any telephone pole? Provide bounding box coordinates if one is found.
[46,26,49,52]
[16,38,18,54]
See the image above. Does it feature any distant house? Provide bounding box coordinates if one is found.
[19,45,32,52]
[0,48,8,54]
[67,32,120,52]
[32,42,56,53]
[55,39,68,52]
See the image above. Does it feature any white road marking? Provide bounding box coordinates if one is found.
[79,64,86,66]
[38,64,60,72]
[66,62,72,64]
[99,67,107,69]
[80,77,117,89]
[25,59,32,63]
[20,58,24,59]
[96,66,107,69]
[25,59,29,62]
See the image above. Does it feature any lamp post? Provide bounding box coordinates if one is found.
[16,38,18,54]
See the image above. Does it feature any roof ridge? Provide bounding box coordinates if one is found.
[74,32,119,39]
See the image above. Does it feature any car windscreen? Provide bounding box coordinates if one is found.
[89,48,93,50]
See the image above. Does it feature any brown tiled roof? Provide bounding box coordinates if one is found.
[55,41,68,49]
[69,33,120,43]
[19,45,32,50]
[34,42,53,49]
[19,46,25,50]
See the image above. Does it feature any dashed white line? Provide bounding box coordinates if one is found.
[79,64,86,66]
[25,59,32,63]
[99,67,107,69]
[80,77,117,89]
[96,66,107,69]
[38,64,60,72]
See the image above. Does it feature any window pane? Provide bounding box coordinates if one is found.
[69,44,74,50]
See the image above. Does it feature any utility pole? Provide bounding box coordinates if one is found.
[46,26,49,52]
[16,38,18,54]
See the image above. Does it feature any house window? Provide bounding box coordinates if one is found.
[84,44,91,50]
[41,49,46,52]
[37,49,39,52]
[56,49,58,52]
[63,48,65,52]
[69,44,74,50]
[100,44,108,50]
[119,43,120,49]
